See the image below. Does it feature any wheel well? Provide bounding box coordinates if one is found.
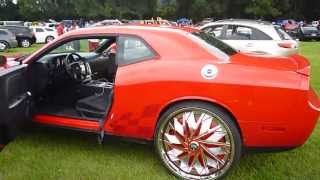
[156,99,243,140]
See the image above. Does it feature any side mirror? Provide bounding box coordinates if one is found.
[0,55,7,66]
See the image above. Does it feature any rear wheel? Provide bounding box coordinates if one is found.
[20,39,31,48]
[45,36,54,43]
[155,102,242,180]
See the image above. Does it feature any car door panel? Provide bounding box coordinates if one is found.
[0,64,30,145]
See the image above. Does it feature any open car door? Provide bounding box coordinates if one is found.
[0,61,31,147]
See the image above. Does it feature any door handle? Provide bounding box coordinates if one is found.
[8,92,31,109]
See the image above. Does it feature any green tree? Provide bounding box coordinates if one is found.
[245,0,281,19]
[0,1,20,20]
[157,0,177,19]
[190,0,211,21]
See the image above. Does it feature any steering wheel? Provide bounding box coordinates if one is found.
[64,53,91,82]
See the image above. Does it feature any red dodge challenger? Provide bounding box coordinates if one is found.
[0,25,319,180]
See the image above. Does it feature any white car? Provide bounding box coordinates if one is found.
[200,19,299,56]
[31,26,58,44]
[90,19,122,27]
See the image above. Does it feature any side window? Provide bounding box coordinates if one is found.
[45,28,54,32]
[224,25,252,40]
[251,28,272,40]
[203,25,224,38]
[118,36,155,65]
[0,30,7,35]
[36,28,44,32]
[224,25,272,40]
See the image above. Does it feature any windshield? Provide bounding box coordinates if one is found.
[188,32,237,61]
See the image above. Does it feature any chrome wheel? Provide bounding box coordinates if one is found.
[46,36,54,43]
[21,39,30,48]
[0,42,8,51]
[156,105,239,180]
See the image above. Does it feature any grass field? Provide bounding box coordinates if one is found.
[0,42,319,180]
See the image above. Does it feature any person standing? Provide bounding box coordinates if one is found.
[56,23,64,36]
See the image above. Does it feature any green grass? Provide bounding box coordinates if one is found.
[0,42,320,180]
[1,44,43,56]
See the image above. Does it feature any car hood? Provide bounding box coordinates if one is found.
[230,53,310,76]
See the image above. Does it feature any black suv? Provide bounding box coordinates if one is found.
[0,25,36,48]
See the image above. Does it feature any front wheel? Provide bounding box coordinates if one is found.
[45,36,54,43]
[155,102,242,180]
[0,41,9,51]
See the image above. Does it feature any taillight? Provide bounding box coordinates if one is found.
[278,42,296,49]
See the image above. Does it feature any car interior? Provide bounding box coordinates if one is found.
[29,37,118,122]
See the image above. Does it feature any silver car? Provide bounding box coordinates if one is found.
[200,19,299,56]
[0,29,18,51]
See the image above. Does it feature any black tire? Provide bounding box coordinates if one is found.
[0,41,9,51]
[45,36,54,43]
[19,39,31,48]
[155,101,242,180]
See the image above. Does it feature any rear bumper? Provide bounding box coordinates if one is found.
[308,88,320,113]
[9,40,18,48]
[241,88,319,149]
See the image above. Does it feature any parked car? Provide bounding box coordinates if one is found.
[0,25,36,48]
[30,26,58,43]
[90,19,123,27]
[299,26,320,41]
[0,25,319,180]
[0,21,24,26]
[200,19,299,56]
[0,29,18,51]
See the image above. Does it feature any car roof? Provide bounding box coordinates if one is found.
[202,19,273,29]
[215,19,272,25]
[63,25,199,37]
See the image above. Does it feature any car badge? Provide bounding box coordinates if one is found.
[201,64,218,80]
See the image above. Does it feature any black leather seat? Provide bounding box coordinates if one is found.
[76,89,113,119]
[88,52,117,82]
[106,52,117,82]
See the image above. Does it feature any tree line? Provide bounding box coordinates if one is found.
[0,0,319,22]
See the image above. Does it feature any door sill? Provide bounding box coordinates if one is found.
[32,114,100,132]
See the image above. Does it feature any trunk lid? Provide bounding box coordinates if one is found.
[230,53,310,76]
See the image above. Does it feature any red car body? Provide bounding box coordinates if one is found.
[0,26,318,148]
[0,25,319,179]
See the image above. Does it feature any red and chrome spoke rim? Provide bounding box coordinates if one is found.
[158,108,235,179]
